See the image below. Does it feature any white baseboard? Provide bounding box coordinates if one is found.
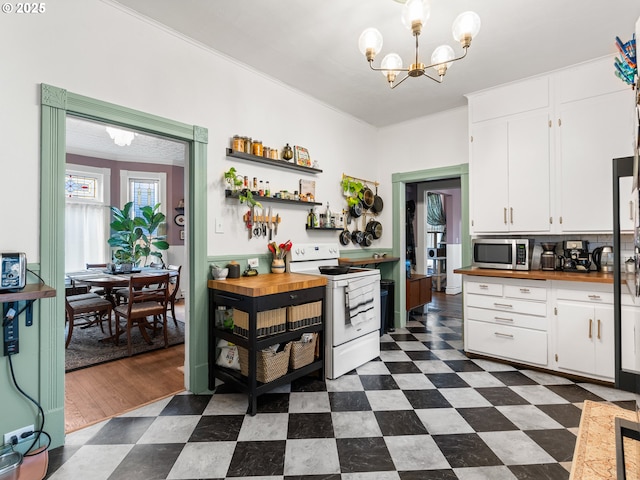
[446,286,462,295]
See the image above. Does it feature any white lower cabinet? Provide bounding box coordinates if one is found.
[555,299,614,381]
[462,275,633,383]
[621,304,640,374]
[463,277,549,366]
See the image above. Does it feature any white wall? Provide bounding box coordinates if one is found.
[0,0,379,260]
[376,107,469,178]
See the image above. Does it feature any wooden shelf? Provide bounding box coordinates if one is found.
[226,148,323,174]
[225,190,321,207]
[338,256,400,266]
[0,283,56,303]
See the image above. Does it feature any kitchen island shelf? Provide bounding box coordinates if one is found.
[209,273,327,415]
[226,148,323,174]
[225,190,321,207]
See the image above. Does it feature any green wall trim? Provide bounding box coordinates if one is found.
[391,163,470,328]
[39,83,209,448]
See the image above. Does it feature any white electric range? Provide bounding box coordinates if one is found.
[287,243,381,379]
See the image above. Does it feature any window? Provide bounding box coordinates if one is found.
[120,170,166,218]
[64,165,111,271]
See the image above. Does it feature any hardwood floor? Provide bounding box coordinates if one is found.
[65,341,185,433]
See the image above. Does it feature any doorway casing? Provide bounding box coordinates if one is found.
[391,164,470,328]
[40,83,209,448]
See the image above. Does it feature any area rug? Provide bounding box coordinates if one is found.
[570,400,640,479]
[65,318,185,372]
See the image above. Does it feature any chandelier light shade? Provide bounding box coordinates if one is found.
[360,0,481,88]
[105,126,138,147]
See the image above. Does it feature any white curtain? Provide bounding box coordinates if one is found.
[65,202,109,272]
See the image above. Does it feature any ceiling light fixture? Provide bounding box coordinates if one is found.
[358,0,481,88]
[105,126,138,147]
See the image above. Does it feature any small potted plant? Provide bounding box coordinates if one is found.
[223,167,243,194]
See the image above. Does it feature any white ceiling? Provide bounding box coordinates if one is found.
[112,0,640,127]
[66,116,187,165]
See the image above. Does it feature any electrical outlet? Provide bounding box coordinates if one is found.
[4,425,34,445]
[248,257,259,268]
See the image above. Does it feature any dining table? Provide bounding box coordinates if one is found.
[65,267,176,306]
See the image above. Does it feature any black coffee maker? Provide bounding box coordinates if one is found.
[561,240,591,272]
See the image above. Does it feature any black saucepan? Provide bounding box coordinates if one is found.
[362,187,374,210]
[350,200,363,218]
[366,220,383,239]
[363,232,374,247]
[339,229,351,246]
[352,230,364,245]
[319,265,351,275]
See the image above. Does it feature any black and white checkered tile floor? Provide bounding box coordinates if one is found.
[46,293,639,479]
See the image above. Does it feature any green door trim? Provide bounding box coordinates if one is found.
[391,164,470,328]
[40,84,209,448]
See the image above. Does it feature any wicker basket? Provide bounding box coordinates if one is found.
[232,307,287,338]
[287,301,322,330]
[290,333,318,370]
[238,343,291,383]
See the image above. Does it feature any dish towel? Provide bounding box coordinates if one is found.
[345,278,376,326]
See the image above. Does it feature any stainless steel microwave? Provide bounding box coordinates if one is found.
[472,238,532,271]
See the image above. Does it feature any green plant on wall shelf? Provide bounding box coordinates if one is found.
[238,189,262,208]
[108,201,170,266]
[341,176,364,207]
[223,166,243,192]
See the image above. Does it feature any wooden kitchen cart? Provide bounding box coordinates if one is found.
[208,273,327,415]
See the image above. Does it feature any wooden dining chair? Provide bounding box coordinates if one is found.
[113,273,170,356]
[166,264,182,326]
[64,292,113,348]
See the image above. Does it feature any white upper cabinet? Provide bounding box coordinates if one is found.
[468,78,551,234]
[619,175,635,233]
[556,90,634,232]
[468,57,635,235]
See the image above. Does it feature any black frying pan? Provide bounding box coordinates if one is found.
[319,266,351,275]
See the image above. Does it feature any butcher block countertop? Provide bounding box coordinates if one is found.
[338,256,400,266]
[208,272,327,297]
[454,266,618,284]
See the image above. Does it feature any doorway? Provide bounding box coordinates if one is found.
[40,84,209,448]
[390,164,470,329]
[63,116,189,430]
[408,179,463,295]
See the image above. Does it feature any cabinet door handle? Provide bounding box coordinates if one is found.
[630,201,634,221]
[494,332,514,339]
[597,319,601,340]
[479,284,489,289]
[510,207,514,224]
[503,208,507,225]
[493,302,513,309]
[494,316,514,322]
[519,288,530,293]
[589,318,593,339]
[588,295,601,301]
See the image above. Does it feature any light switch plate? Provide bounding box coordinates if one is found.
[248,258,259,268]
[215,217,224,233]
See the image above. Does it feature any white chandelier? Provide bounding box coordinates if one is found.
[358,0,481,88]
[105,126,138,147]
